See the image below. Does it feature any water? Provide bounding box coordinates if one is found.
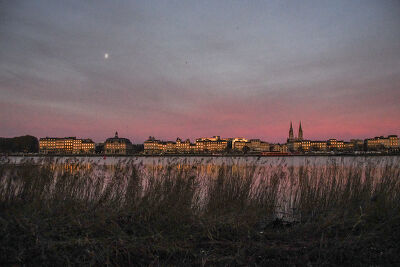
[1,155,399,221]
[3,155,398,167]
[2,155,398,180]
[2,155,398,184]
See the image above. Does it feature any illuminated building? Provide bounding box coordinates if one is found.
[300,140,311,151]
[285,122,399,153]
[327,139,345,150]
[288,140,311,152]
[388,135,399,147]
[104,132,133,154]
[343,142,354,151]
[271,144,288,153]
[232,138,269,152]
[144,136,165,153]
[232,138,248,149]
[232,140,248,151]
[195,136,228,152]
[175,138,191,152]
[248,139,270,152]
[39,137,95,154]
[310,141,327,151]
[365,135,399,150]
[165,141,176,152]
[144,136,228,154]
[144,137,195,154]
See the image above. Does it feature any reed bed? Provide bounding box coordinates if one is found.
[0,157,399,265]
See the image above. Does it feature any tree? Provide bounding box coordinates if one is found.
[0,135,39,153]
[242,146,250,154]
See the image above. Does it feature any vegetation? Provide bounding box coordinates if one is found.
[0,135,39,153]
[1,158,400,265]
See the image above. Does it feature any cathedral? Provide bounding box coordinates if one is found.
[287,122,303,142]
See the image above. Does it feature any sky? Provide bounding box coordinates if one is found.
[0,0,399,143]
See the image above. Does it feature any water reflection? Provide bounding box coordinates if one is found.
[2,155,399,180]
[1,155,399,221]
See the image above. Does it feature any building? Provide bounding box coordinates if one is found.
[343,142,354,151]
[270,144,288,153]
[39,137,95,154]
[327,139,345,150]
[287,122,294,142]
[232,139,270,152]
[104,132,133,154]
[175,138,192,152]
[232,140,248,151]
[287,121,305,151]
[310,141,327,151]
[195,136,228,152]
[298,122,303,141]
[287,140,302,152]
[144,136,229,154]
[365,135,399,150]
[285,121,400,153]
[231,138,248,149]
[144,136,165,153]
[144,137,194,154]
[248,139,270,152]
[388,135,399,147]
[300,140,311,151]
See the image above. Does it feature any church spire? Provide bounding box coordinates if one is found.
[298,121,303,140]
[288,121,294,142]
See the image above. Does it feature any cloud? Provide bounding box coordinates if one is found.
[0,0,399,142]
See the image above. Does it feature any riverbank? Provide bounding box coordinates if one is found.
[1,161,399,265]
[2,151,400,157]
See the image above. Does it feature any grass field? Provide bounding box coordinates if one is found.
[1,159,400,265]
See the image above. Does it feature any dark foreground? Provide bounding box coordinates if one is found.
[1,161,400,266]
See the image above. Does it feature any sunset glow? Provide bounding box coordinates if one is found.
[0,1,399,143]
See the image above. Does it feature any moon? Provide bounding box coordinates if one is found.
[104,53,109,59]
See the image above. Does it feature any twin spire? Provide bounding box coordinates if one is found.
[288,121,303,142]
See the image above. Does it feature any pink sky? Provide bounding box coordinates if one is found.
[1,1,399,143]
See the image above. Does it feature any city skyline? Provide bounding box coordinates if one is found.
[37,129,399,155]
[36,122,397,145]
[5,119,400,144]
[1,1,400,143]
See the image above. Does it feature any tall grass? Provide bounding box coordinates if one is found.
[1,157,400,265]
